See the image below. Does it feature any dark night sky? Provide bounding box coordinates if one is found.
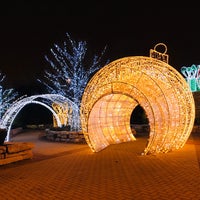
[0,2,200,96]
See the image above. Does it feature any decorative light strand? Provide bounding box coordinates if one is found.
[1,94,80,141]
[80,56,195,155]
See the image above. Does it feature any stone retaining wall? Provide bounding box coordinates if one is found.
[45,129,86,144]
[0,142,34,165]
[192,125,200,134]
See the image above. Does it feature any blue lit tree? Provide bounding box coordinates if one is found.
[38,32,109,108]
[0,72,18,119]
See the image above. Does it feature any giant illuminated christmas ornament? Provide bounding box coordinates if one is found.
[80,43,195,155]
[1,94,80,141]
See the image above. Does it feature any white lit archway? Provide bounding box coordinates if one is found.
[1,94,80,141]
[80,56,195,155]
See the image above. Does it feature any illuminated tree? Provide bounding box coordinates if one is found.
[0,72,18,119]
[38,32,109,108]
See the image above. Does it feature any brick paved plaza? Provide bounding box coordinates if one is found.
[0,130,200,200]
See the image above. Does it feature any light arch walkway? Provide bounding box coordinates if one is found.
[80,56,195,155]
[1,94,80,141]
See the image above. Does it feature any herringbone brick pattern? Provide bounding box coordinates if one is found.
[0,130,200,200]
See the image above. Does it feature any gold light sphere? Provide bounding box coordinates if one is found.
[80,56,195,155]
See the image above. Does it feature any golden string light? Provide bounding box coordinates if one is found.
[52,103,72,127]
[80,56,195,155]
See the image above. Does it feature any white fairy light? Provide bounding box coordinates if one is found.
[1,94,80,141]
[37,32,109,108]
[0,72,18,119]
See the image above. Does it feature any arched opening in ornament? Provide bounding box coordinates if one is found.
[130,105,150,137]
[87,93,151,152]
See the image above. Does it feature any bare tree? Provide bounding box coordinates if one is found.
[38,32,109,108]
[0,72,18,119]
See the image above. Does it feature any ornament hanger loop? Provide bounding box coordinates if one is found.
[154,43,167,54]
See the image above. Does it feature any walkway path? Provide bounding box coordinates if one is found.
[0,129,199,200]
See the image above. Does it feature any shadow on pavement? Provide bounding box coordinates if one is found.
[187,133,200,169]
